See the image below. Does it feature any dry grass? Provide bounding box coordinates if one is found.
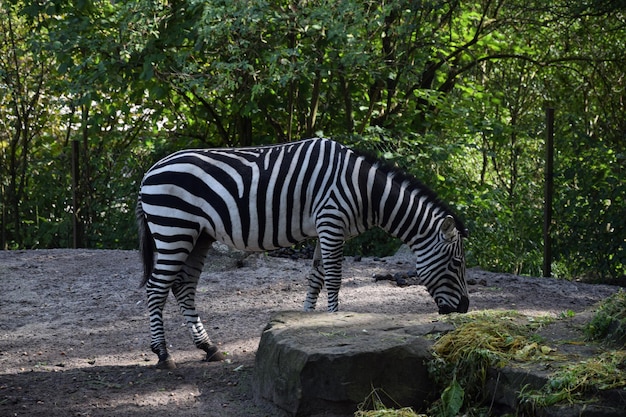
[355,388,428,417]
[429,308,626,414]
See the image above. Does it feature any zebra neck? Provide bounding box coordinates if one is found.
[370,175,444,245]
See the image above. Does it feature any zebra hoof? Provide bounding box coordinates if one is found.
[203,345,226,362]
[156,357,177,370]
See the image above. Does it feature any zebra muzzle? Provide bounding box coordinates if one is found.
[437,295,469,314]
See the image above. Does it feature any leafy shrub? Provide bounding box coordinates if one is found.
[584,289,626,345]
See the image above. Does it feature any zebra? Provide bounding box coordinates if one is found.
[136,137,469,369]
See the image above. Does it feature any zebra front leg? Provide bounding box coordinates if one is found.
[319,238,345,312]
[304,260,324,311]
[324,260,343,312]
[304,242,324,311]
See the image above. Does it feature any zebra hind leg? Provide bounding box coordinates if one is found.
[171,235,226,363]
[146,244,192,369]
[147,270,181,369]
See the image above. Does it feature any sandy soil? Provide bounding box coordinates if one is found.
[0,248,621,417]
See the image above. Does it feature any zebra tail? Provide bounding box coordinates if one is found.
[136,198,154,287]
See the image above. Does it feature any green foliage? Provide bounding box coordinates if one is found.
[584,290,626,345]
[436,379,464,417]
[519,350,626,408]
[0,0,625,282]
[428,311,533,413]
[344,228,402,258]
[431,309,626,413]
[554,130,626,279]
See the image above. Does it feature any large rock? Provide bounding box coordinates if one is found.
[253,311,453,416]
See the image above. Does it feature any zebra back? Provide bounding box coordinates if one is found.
[140,138,346,251]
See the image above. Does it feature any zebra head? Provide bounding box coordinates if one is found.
[414,215,469,314]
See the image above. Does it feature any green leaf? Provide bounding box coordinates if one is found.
[440,379,464,417]
[141,61,154,81]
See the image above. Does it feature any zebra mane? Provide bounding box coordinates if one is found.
[352,146,468,238]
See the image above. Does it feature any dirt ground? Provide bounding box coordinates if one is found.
[0,248,621,417]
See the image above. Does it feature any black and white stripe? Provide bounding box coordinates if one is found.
[137,137,469,368]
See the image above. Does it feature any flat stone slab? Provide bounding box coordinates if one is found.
[253,311,453,416]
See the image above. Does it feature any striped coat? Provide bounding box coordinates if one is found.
[137,138,468,368]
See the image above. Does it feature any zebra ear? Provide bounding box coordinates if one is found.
[441,215,457,241]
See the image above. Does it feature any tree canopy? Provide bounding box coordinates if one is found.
[1,0,625,280]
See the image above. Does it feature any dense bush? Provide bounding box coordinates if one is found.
[1,0,624,281]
